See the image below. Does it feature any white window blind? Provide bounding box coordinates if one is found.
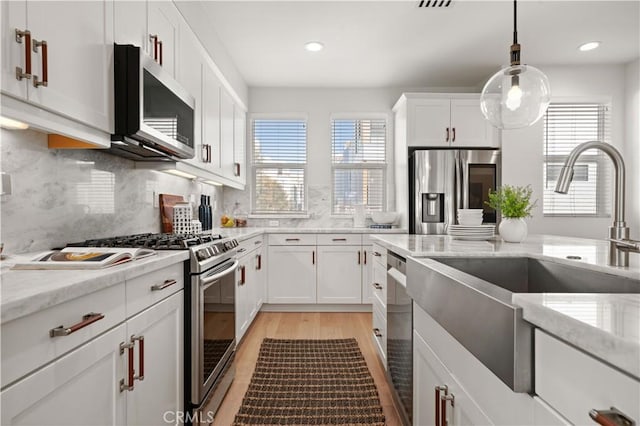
[543,103,611,216]
[331,118,386,214]
[251,119,307,214]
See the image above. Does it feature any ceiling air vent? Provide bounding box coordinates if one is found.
[418,0,453,7]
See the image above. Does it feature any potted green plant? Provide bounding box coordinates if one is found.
[486,185,537,243]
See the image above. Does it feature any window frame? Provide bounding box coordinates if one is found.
[329,113,390,216]
[542,99,612,218]
[249,113,309,218]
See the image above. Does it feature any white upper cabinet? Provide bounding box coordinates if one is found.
[233,105,247,185]
[114,1,147,47]
[395,93,500,148]
[220,87,236,180]
[202,63,222,171]
[1,0,114,140]
[147,0,180,78]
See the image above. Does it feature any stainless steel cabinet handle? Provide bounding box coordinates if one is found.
[285,238,300,242]
[446,127,450,142]
[131,335,144,381]
[373,251,381,257]
[358,250,361,265]
[49,312,104,337]
[149,34,159,62]
[150,279,177,291]
[440,392,455,426]
[373,283,383,290]
[435,386,448,426]
[237,248,246,253]
[452,127,456,142]
[119,340,135,392]
[590,407,635,426]
[373,328,382,338]
[234,162,240,177]
[15,29,32,80]
[364,250,367,264]
[312,250,315,265]
[32,39,47,87]
[158,40,163,66]
[332,238,347,242]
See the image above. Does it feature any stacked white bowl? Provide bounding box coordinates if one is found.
[457,209,483,226]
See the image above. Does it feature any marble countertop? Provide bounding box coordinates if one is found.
[213,227,408,242]
[0,251,189,324]
[373,233,640,378]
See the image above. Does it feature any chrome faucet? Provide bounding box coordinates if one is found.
[554,140,639,267]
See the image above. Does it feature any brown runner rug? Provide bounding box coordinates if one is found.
[232,338,386,425]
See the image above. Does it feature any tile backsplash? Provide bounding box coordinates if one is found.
[0,129,222,254]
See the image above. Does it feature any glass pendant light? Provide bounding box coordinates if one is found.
[480,0,551,129]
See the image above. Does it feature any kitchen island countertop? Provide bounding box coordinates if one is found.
[371,233,640,378]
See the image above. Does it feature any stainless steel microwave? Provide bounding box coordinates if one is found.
[111,44,195,161]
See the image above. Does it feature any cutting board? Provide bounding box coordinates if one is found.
[159,194,184,233]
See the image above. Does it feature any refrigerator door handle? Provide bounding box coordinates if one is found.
[454,151,462,214]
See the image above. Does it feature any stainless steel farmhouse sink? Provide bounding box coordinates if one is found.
[406,257,640,394]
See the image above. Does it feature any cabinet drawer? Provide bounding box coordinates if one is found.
[268,234,317,245]
[371,243,387,267]
[237,235,264,255]
[317,234,362,245]
[1,282,125,388]
[372,301,387,363]
[535,330,640,425]
[126,262,184,317]
[372,262,387,308]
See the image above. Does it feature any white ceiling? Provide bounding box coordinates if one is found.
[195,0,640,88]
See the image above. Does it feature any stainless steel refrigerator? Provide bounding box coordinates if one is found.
[409,148,501,234]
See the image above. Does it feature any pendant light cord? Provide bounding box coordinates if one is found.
[510,0,521,66]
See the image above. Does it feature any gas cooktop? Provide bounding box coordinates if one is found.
[66,232,225,250]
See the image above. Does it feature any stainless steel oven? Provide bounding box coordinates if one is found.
[186,239,239,425]
[387,252,412,425]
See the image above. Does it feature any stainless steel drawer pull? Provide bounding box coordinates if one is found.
[120,340,135,392]
[15,29,32,81]
[332,238,347,242]
[150,279,177,291]
[49,312,104,337]
[373,283,383,290]
[285,238,300,242]
[373,251,382,257]
[373,328,382,338]
[589,407,635,426]
[435,386,448,426]
[237,248,247,253]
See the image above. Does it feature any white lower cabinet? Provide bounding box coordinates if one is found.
[0,261,185,426]
[317,245,362,304]
[361,245,373,303]
[267,245,317,304]
[534,329,640,426]
[1,324,127,426]
[235,236,266,342]
[413,302,534,425]
[125,292,183,426]
[413,329,492,426]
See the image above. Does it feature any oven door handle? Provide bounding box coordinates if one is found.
[201,259,239,289]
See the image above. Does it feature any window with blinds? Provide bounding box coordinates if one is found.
[331,118,386,214]
[251,119,307,214]
[543,103,611,216]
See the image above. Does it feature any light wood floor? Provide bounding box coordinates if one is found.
[209,312,402,426]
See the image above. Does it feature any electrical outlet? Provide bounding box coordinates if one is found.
[268,220,279,227]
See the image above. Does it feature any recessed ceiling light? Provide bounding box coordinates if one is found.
[304,41,324,52]
[578,41,600,52]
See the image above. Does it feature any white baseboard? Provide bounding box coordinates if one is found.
[260,304,373,313]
